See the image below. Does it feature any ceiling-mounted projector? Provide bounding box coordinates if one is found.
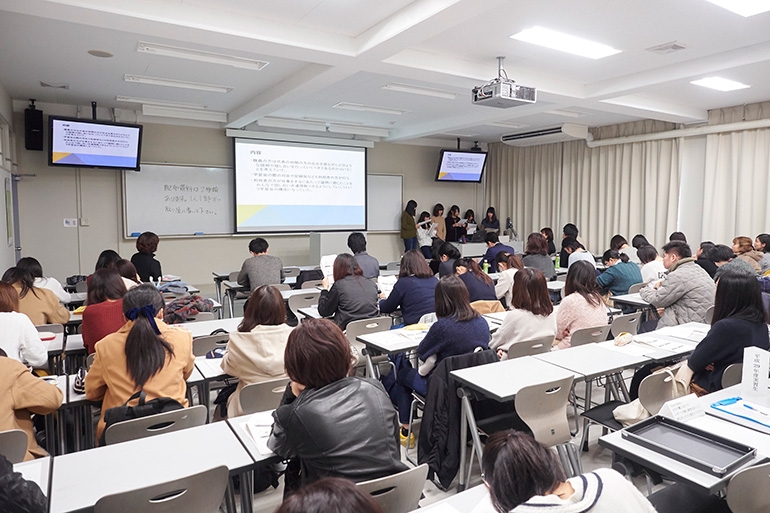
[472,56,536,108]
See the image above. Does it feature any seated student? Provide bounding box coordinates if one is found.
[130,232,162,282]
[482,430,656,513]
[709,244,757,281]
[94,249,122,272]
[639,241,715,330]
[222,285,293,418]
[540,227,556,255]
[453,257,496,302]
[81,269,127,354]
[610,234,640,264]
[631,234,650,249]
[695,241,717,278]
[114,259,141,291]
[237,237,284,292]
[318,254,379,329]
[481,207,500,234]
[85,284,194,442]
[494,251,524,308]
[386,275,489,442]
[638,244,667,283]
[521,233,556,280]
[480,232,515,267]
[754,233,770,273]
[437,241,461,277]
[0,452,48,513]
[416,211,437,259]
[675,272,770,395]
[16,257,70,303]
[430,203,446,241]
[428,237,445,275]
[347,232,379,279]
[596,250,643,297]
[0,348,64,460]
[669,231,687,243]
[275,477,384,513]
[1,268,69,326]
[490,268,556,359]
[268,319,406,485]
[379,250,438,325]
[556,261,608,349]
[0,283,46,368]
[558,223,582,270]
[562,236,594,268]
[732,236,762,274]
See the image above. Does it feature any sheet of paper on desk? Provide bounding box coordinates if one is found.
[709,396,770,434]
[400,330,427,340]
[600,340,650,357]
[244,410,275,455]
[201,358,223,375]
[469,493,496,513]
[662,325,708,342]
[633,335,690,353]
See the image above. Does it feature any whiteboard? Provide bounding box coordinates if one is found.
[123,164,234,237]
[367,174,402,231]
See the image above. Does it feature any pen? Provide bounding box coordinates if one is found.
[743,403,769,416]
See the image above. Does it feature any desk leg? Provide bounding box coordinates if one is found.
[580,379,593,452]
[45,413,57,457]
[214,278,222,304]
[457,388,484,492]
[365,352,376,379]
[240,470,253,513]
[458,391,468,492]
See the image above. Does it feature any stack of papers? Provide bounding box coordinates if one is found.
[243,410,276,455]
[633,335,691,353]
[709,396,770,434]
[661,325,708,343]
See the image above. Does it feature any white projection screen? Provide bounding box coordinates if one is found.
[234,138,367,233]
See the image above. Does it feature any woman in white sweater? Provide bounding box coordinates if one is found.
[494,251,524,309]
[482,430,655,513]
[490,268,556,359]
[555,261,608,349]
[221,285,293,418]
[0,283,46,368]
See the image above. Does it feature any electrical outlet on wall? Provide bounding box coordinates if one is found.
[80,217,90,226]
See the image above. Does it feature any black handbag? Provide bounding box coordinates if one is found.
[100,390,184,445]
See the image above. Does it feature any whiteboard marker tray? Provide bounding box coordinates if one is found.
[621,415,756,476]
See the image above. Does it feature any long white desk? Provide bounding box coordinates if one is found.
[599,386,770,495]
[416,484,492,512]
[49,421,254,513]
[356,327,427,376]
[181,316,243,338]
[13,456,51,498]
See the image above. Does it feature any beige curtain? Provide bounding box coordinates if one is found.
[486,120,679,253]
[701,102,770,243]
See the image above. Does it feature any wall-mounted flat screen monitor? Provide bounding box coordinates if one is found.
[48,116,143,171]
[233,138,367,233]
[435,149,487,183]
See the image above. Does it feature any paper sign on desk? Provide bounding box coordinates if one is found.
[658,394,704,422]
[244,410,275,455]
[742,346,770,396]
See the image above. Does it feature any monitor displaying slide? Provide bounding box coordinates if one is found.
[49,117,142,171]
[234,138,367,233]
[435,150,487,183]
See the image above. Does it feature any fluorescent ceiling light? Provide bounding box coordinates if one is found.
[333,102,407,115]
[486,121,528,129]
[137,41,269,70]
[116,95,207,110]
[328,124,390,137]
[690,76,750,91]
[258,118,328,132]
[544,109,583,118]
[381,83,457,100]
[511,26,621,59]
[142,104,227,123]
[442,132,479,137]
[704,0,770,17]
[124,74,232,93]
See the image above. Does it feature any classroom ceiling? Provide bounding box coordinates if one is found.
[2,0,770,146]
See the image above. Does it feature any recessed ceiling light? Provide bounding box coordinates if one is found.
[88,49,113,58]
[137,41,269,71]
[510,26,621,59]
[690,76,750,91]
[124,74,232,93]
[328,124,389,137]
[543,109,583,118]
[486,121,528,129]
[381,83,457,100]
[333,102,407,115]
[116,96,207,110]
[704,0,770,17]
[141,104,227,123]
[40,81,69,89]
[258,118,328,132]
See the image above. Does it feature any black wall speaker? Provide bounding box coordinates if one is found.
[25,103,44,151]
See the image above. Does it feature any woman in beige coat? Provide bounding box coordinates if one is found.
[222,285,293,418]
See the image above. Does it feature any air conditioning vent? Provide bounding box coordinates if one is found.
[501,123,588,147]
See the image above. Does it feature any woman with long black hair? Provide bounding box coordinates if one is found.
[400,200,418,252]
[85,284,194,441]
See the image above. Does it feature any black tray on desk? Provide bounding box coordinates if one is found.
[621,415,756,476]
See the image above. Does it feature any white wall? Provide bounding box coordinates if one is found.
[12,117,481,291]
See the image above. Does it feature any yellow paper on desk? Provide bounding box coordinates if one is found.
[73,305,86,314]
[404,323,429,331]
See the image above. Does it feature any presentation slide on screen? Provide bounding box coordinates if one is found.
[50,119,141,168]
[436,151,487,181]
[234,138,367,232]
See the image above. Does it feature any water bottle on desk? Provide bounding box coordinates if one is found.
[482,261,489,274]
[555,255,560,269]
